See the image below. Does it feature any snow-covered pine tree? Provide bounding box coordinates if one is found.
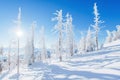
[25,36,33,65]
[13,7,21,30]
[112,30,117,41]
[105,30,112,43]
[105,25,120,43]
[86,27,95,52]
[39,26,46,61]
[92,3,103,50]
[52,41,59,60]
[65,13,74,56]
[15,7,22,75]
[78,32,86,52]
[25,22,36,65]
[104,25,120,43]
[79,37,86,51]
[116,25,120,39]
[0,46,3,73]
[52,10,63,61]
[8,41,11,71]
[31,21,36,64]
[0,46,3,56]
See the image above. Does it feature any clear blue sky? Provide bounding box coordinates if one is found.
[0,0,120,48]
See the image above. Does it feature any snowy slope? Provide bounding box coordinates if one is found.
[1,41,120,80]
[103,39,120,48]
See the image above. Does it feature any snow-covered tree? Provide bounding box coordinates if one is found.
[78,32,86,52]
[52,41,59,60]
[25,36,33,65]
[105,25,120,43]
[79,37,86,51]
[25,21,36,65]
[86,27,95,52]
[8,42,11,71]
[105,30,112,43]
[39,26,46,61]
[14,7,22,74]
[14,7,22,31]
[0,46,3,73]
[52,10,63,61]
[116,25,120,39]
[8,40,17,71]
[0,46,3,56]
[65,13,74,56]
[9,40,17,69]
[92,3,103,50]
[112,30,117,41]
[31,21,36,64]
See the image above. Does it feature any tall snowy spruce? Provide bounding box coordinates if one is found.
[86,27,95,52]
[39,26,46,61]
[79,36,86,52]
[25,21,36,65]
[25,36,33,65]
[15,7,21,29]
[65,13,74,56]
[52,10,63,61]
[14,7,22,75]
[8,41,12,71]
[31,21,36,63]
[92,3,103,50]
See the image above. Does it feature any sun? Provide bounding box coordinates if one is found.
[16,28,23,38]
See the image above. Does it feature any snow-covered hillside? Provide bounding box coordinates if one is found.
[0,41,120,80]
[104,39,120,48]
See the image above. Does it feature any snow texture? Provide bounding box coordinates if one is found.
[1,40,120,80]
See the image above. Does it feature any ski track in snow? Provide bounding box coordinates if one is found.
[1,43,120,80]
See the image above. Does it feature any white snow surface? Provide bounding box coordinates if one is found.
[1,41,120,80]
[103,39,120,47]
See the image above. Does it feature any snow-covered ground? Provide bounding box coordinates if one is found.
[0,41,120,80]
